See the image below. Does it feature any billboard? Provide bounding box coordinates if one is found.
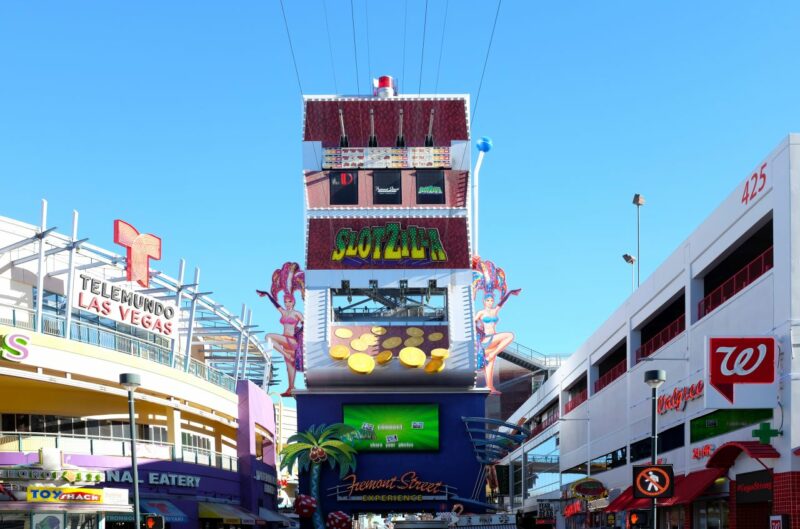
[705,337,777,409]
[343,404,439,451]
[306,217,470,270]
[322,147,451,170]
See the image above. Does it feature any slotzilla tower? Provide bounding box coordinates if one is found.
[295,78,488,518]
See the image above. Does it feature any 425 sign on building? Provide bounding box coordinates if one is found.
[707,337,776,408]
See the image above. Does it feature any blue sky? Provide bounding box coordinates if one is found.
[2,1,800,391]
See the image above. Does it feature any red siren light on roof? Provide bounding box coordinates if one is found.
[373,75,396,97]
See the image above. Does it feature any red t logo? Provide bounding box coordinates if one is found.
[114,220,162,288]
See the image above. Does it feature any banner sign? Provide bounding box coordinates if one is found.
[332,471,449,502]
[706,337,776,408]
[28,487,104,503]
[73,273,177,338]
[307,217,469,270]
[736,470,773,504]
[0,468,103,483]
[322,147,451,169]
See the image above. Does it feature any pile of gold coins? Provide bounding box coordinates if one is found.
[329,326,450,375]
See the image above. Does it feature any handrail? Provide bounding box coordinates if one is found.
[504,342,563,369]
[0,430,238,471]
[0,304,236,392]
[635,314,686,363]
[594,359,627,393]
[529,411,560,439]
[698,246,773,320]
[564,389,587,415]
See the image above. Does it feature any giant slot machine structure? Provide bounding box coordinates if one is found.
[296,77,487,518]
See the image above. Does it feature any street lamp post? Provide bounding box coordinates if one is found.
[120,373,142,529]
[623,254,636,293]
[632,194,645,286]
[644,369,666,529]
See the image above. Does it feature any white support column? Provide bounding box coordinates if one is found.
[240,309,253,380]
[183,267,200,372]
[473,150,485,256]
[233,303,246,379]
[34,199,48,333]
[171,259,186,367]
[64,210,78,339]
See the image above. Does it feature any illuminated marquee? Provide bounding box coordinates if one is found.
[333,471,449,501]
[308,217,469,270]
[332,223,447,263]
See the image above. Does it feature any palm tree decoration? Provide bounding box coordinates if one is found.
[280,423,358,529]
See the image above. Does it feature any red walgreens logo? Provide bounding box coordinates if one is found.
[709,337,775,404]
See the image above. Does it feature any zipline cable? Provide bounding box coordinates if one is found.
[434,0,450,93]
[418,0,429,94]
[349,0,361,93]
[278,0,304,95]
[471,0,502,125]
[321,0,339,94]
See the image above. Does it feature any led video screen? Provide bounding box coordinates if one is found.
[342,403,439,451]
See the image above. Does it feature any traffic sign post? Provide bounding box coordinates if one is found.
[633,465,675,499]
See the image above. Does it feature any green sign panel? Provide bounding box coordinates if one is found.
[343,404,439,451]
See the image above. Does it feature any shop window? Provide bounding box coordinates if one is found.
[630,423,685,462]
[331,286,447,323]
[525,435,560,498]
[44,415,59,434]
[1,414,15,431]
[372,170,402,205]
[329,171,358,205]
[589,446,627,474]
[15,414,29,432]
[693,500,729,529]
[511,458,523,507]
[416,170,446,204]
[690,408,772,443]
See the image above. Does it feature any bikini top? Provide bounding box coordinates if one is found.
[482,315,499,324]
[280,314,300,325]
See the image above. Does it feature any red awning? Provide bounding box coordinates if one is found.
[659,468,726,507]
[605,487,633,512]
[706,441,780,469]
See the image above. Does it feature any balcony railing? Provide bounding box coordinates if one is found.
[0,431,238,472]
[594,359,627,393]
[529,411,560,438]
[0,304,236,392]
[698,245,774,320]
[635,314,686,363]
[564,389,587,415]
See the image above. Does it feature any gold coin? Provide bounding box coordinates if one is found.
[334,328,353,339]
[350,339,370,352]
[371,326,388,336]
[404,336,424,347]
[376,350,394,364]
[382,336,403,349]
[425,358,445,373]
[428,332,444,342]
[399,347,426,368]
[329,345,351,360]
[348,353,376,375]
[431,348,450,359]
[360,333,379,346]
[406,327,424,337]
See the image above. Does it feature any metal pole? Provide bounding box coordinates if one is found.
[65,210,78,339]
[473,149,485,256]
[34,199,48,333]
[631,263,635,293]
[128,388,141,529]
[637,205,641,287]
[170,259,186,367]
[234,303,246,380]
[183,267,200,372]
[651,385,657,529]
[240,309,253,380]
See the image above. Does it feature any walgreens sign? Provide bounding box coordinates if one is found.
[706,337,776,409]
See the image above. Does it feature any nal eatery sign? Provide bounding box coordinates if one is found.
[335,471,447,502]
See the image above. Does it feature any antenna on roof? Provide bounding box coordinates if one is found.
[338,109,349,147]
[369,109,378,147]
[396,108,405,147]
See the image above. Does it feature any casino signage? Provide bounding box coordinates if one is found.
[332,471,449,501]
[73,273,176,338]
[307,217,470,270]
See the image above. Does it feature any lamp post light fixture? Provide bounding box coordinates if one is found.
[644,369,666,529]
[623,253,637,293]
[120,373,142,529]
[632,194,645,287]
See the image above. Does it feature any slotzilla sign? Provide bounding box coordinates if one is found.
[72,273,177,338]
[306,217,470,270]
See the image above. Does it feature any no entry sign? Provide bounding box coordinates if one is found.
[632,465,674,499]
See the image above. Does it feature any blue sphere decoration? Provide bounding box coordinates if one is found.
[476,136,493,153]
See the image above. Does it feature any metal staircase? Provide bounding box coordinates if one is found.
[499,341,562,373]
